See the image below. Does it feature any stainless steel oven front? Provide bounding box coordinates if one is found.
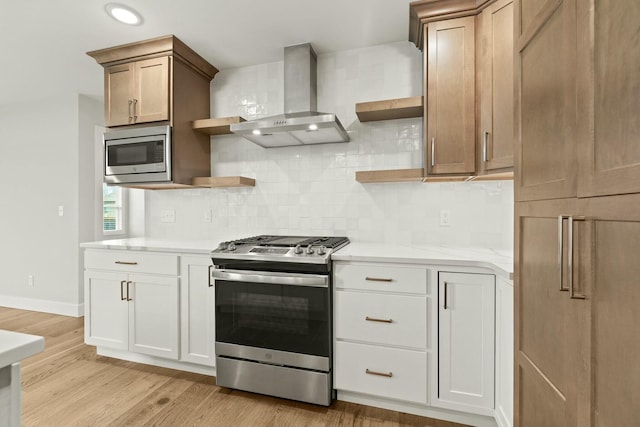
[212,267,333,406]
[103,125,171,184]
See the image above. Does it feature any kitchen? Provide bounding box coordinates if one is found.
[0,1,638,426]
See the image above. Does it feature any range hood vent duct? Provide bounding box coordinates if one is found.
[230,43,350,147]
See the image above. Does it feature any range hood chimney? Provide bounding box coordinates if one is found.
[230,43,350,147]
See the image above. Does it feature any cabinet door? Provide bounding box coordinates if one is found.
[133,56,170,124]
[437,271,495,415]
[478,0,514,173]
[576,1,640,197]
[514,198,590,427]
[84,270,128,350]
[425,17,476,175]
[514,0,577,201]
[581,194,640,427]
[104,63,134,126]
[128,273,179,359]
[495,277,514,427]
[180,255,215,366]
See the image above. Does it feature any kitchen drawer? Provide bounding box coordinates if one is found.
[335,290,427,349]
[334,263,427,294]
[335,341,428,404]
[84,250,179,276]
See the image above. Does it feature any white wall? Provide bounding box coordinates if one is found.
[0,94,102,316]
[145,42,514,249]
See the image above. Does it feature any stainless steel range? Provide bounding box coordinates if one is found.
[210,235,349,406]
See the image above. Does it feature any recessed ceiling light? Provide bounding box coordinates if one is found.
[308,124,318,131]
[105,3,143,25]
[252,129,262,136]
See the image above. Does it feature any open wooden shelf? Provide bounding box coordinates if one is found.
[192,116,246,135]
[355,96,423,122]
[356,168,424,183]
[192,176,256,188]
[471,171,514,181]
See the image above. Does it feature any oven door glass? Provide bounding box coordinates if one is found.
[215,272,330,357]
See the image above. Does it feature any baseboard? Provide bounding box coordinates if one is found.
[97,347,217,377]
[0,295,84,317]
[337,391,498,427]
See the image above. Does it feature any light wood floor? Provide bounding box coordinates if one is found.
[0,307,466,427]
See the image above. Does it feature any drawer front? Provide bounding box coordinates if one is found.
[335,341,427,404]
[335,291,427,349]
[85,250,179,276]
[334,263,427,294]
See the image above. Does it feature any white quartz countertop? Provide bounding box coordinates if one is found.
[80,237,224,255]
[81,238,513,280]
[0,330,44,368]
[332,243,513,280]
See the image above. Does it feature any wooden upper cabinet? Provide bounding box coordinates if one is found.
[576,0,640,197]
[478,0,514,174]
[425,16,476,176]
[105,57,170,127]
[514,0,578,202]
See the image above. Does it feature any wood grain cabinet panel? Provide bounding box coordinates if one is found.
[478,0,514,174]
[514,0,577,201]
[577,0,640,197]
[425,16,476,176]
[105,56,170,127]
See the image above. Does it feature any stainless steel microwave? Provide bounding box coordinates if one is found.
[104,125,171,185]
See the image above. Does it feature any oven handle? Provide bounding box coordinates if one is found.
[211,269,329,288]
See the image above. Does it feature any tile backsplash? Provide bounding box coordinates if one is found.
[145,41,514,250]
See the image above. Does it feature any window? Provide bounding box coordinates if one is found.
[103,184,126,234]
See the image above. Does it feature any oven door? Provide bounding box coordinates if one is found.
[213,269,331,371]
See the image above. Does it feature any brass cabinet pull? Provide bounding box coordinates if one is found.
[568,216,587,300]
[115,261,138,265]
[208,264,214,288]
[482,131,489,162]
[126,281,133,301]
[365,277,393,283]
[120,280,126,301]
[128,99,133,121]
[365,316,393,323]
[444,281,448,309]
[366,369,393,378]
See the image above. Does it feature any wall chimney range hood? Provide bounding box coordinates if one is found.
[230,43,350,147]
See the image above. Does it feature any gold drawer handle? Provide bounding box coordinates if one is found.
[366,369,393,378]
[365,316,393,324]
[115,261,138,265]
[365,277,393,282]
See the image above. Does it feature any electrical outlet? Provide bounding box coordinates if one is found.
[203,209,212,223]
[160,210,176,223]
[27,275,34,286]
[440,209,451,227]
[58,205,64,216]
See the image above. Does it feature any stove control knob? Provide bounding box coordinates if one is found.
[306,245,314,255]
[317,245,327,255]
[294,244,304,254]
[227,242,237,251]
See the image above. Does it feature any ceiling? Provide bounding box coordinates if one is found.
[0,0,415,109]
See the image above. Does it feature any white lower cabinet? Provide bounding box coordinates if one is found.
[436,271,495,415]
[334,261,430,405]
[335,341,428,404]
[84,250,180,360]
[494,277,513,427]
[179,255,215,366]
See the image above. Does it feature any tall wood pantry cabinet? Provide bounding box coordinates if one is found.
[514,1,640,426]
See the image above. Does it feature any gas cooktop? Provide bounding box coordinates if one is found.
[211,235,350,264]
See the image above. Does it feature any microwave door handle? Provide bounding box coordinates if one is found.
[211,269,328,288]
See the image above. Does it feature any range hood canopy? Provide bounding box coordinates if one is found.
[230,43,350,147]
